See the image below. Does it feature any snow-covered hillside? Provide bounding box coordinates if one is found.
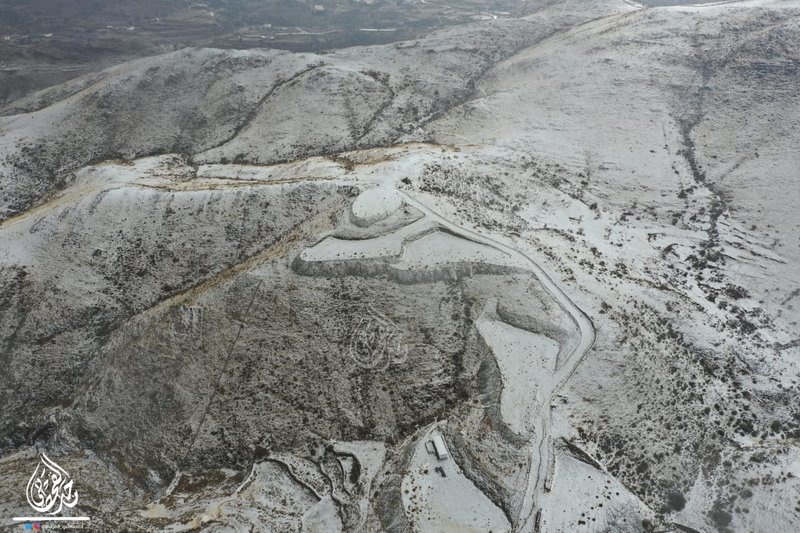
[0,1,798,532]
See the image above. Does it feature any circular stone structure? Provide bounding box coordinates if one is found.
[351,186,403,227]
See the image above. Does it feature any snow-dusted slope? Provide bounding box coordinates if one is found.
[1,1,798,532]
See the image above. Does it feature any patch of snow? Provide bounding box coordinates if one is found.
[477,300,560,436]
[351,186,402,226]
[402,425,511,533]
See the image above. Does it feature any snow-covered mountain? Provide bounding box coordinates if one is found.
[0,1,798,531]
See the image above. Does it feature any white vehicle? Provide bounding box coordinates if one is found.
[432,435,449,461]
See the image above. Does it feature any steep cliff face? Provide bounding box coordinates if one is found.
[1,1,799,532]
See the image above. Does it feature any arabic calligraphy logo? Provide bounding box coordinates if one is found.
[25,454,79,515]
[348,305,409,370]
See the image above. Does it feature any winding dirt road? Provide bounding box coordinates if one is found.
[399,191,596,532]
